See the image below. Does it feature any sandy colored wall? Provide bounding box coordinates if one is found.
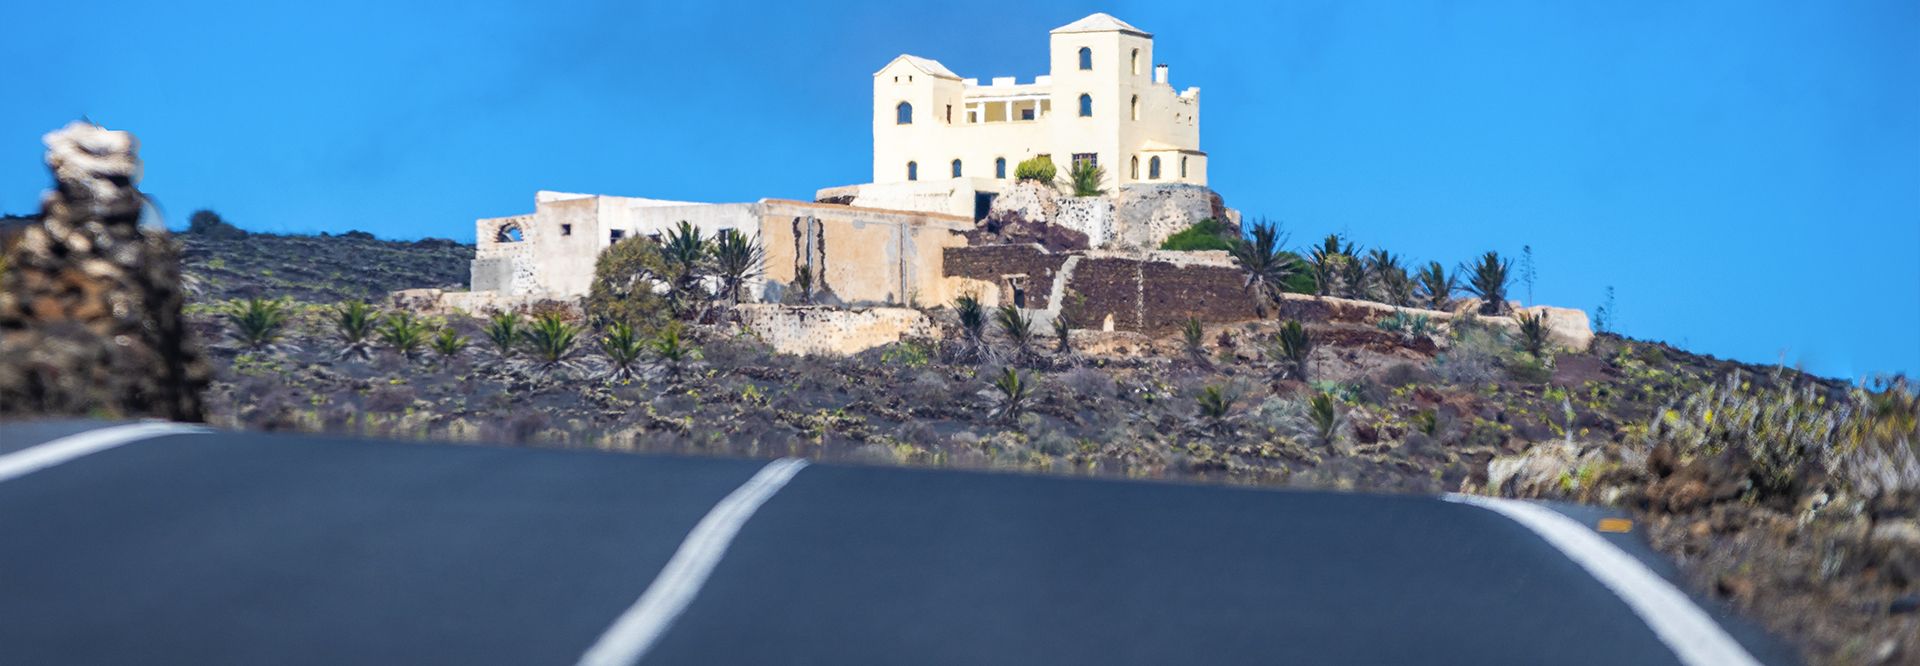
[736,304,938,356]
[757,200,971,307]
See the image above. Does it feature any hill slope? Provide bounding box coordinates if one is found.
[179,230,471,304]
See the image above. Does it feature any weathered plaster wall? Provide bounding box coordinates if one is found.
[1114,183,1223,249]
[735,304,938,355]
[758,200,973,307]
[1055,196,1115,247]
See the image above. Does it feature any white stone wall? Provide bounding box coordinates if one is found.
[1114,183,1219,249]
[1054,197,1115,247]
[735,304,938,355]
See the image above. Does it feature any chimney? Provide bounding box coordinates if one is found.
[1154,64,1169,84]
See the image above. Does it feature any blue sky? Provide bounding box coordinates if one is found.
[3,0,1916,378]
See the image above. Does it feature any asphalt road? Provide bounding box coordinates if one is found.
[0,422,1795,665]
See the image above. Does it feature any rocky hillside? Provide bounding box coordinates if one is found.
[178,229,470,304]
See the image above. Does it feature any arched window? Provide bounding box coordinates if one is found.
[1078,94,1092,117]
[896,102,913,125]
[951,159,963,177]
[995,157,1007,179]
[1129,156,1139,180]
[907,161,918,181]
[1077,47,1092,70]
[495,223,524,243]
[1148,156,1161,180]
[1130,95,1139,121]
[1180,156,1188,178]
[1131,49,1140,75]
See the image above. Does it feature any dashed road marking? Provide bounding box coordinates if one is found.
[1596,517,1634,533]
[577,457,809,666]
[1446,494,1761,666]
[0,422,209,484]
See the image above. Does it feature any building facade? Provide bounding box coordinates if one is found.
[871,13,1205,191]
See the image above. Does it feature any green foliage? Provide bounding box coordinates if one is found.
[661,220,710,318]
[1507,353,1554,385]
[1197,385,1236,429]
[649,321,698,380]
[995,304,1035,362]
[1339,246,1372,300]
[954,292,988,361]
[1181,317,1206,361]
[881,340,933,368]
[1227,219,1301,317]
[1160,218,1238,251]
[1416,261,1458,311]
[485,312,522,357]
[225,297,291,350]
[1412,408,1440,436]
[1462,251,1513,315]
[711,228,765,305]
[1377,310,1432,338]
[1052,313,1072,354]
[1013,155,1056,183]
[1269,320,1313,380]
[1061,159,1107,197]
[376,311,430,358]
[991,367,1033,422]
[522,312,581,373]
[331,300,381,360]
[1306,234,1354,297]
[1367,250,1413,307]
[586,235,671,330]
[430,326,470,361]
[599,321,646,382]
[1308,391,1344,446]
[1516,310,1552,358]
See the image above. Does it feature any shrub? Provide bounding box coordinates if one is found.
[881,340,934,368]
[225,297,291,351]
[1061,160,1107,197]
[376,311,430,358]
[1268,320,1312,380]
[522,312,581,375]
[1462,251,1513,315]
[649,321,698,381]
[991,367,1033,422]
[430,326,470,362]
[485,312,522,358]
[995,304,1035,363]
[1515,310,1551,358]
[711,228,765,305]
[1013,155,1056,183]
[1160,218,1238,252]
[186,209,247,239]
[331,300,381,360]
[586,235,671,331]
[600,321,646,382]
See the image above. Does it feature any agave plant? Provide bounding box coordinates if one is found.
[1228,219,1300,317]
[485,311,522,358]
[1060,159,1108,197]
[1462,251,1513,315]
[429,326,470,362]
[225,297,291,351]
[1415,261,1459,311]
[376,311,430,359]
[649,321,698,381]
[954,292,988,362]
[1270,320,1313,380]
[991,366,1032,422]
[1182,317,1207,362]
[331,300,381,360]
[1308,391,1344,446]
[599,321,646,382]
[521,312,581,376]
[661,220,710,318]
[995,304,1035,364]
[711,228,765,305]
[1197,385,1236,432]
[1515,310,1551,358]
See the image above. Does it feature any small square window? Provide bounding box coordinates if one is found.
[610,229,625,242]
[561,224,573,236]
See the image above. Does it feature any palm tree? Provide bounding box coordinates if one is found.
[1228,219,1300,317]
[995,304,1035,364]
[1306,234,1353,297]
[711,228,765,305]
[376,311,430,359]
[649,322,697,381]
[991,367,1032,422]
[484,312,522,359]
[599,321,646,382]
[1061,160,1107,197]
[954,293,988,362]
[1415,261,1458,311]
[330,300,380,360]
[1270,320,1313,380]
[521,312,581,376]
[661,221,710,318]
[226,297,291,351]
[1368,250,1413,306]
[429,326,470,363]
[1516,310,1552,358]
[1339,247,1373,300]
[1462,251,1513,315]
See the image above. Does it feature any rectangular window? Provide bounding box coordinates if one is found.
[610,229,625,243]
[1020,108,1035,121]
[1072,152,1098,169]
[561,224,573,236]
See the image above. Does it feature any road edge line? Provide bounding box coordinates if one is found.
[576,457,809,666]
[0,422,209,484]
[1444,493,1763,666]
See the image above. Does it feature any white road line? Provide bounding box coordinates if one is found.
[0,422,209,484]
[577,457,810,666]
[1444,494,1763,666]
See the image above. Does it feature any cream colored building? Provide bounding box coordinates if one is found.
[871,13,1204,191]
